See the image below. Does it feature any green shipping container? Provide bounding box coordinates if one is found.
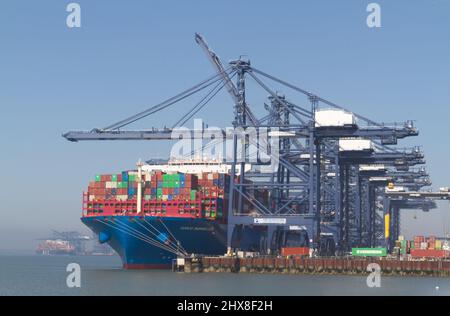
[95,175,101,182]
[190,190,197,200]
[129,175,136,182]
[111,174,117,182]
[117,182,128,188]
[352,248,387,257]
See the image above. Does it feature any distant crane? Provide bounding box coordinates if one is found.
[37,230,90,255]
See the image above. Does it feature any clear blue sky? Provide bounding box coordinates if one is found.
[1,0,449,250]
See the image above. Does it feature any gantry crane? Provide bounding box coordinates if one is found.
[63,33,446,255]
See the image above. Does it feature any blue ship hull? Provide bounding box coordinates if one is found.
[82,216,228,269]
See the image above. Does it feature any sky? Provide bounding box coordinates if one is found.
[0,0,449,251]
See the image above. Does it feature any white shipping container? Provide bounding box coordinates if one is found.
[385,186,405,192]
[315,109,356,127]
[110,182,117,189]
[105,182,113,188]
[89,195,96,202]
[116,195,128,201]
[359,164,385,171]
[339,138,373,152]
[176,258,185,266]
[420,242,428,250]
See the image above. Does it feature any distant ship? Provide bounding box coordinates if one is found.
[36,239,76,255]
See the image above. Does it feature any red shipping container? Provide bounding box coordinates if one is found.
[281,247,310,257]
[410,249,450,258]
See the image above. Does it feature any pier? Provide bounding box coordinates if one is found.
[174,256,450,277]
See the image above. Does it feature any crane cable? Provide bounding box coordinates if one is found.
[173,70,236,128]
[95,219,182,255]
[250,66,412,155]
[103,68,231,131]
[98,218,184,255]
[95,218,186,256]
[137,216,188,255]
[110,217,186,255]
[134,217,187,255]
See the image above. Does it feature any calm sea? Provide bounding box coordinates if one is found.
[0,254,448,296]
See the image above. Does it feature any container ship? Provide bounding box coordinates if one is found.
[36,240,76,256]
[81,160,272,269]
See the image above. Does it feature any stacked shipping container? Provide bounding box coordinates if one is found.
[395,235,450,258]
[85,171,233,219]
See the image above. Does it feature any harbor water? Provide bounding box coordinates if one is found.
[0,254,449,296]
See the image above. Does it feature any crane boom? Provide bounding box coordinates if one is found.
[195,33,239,103]
[195,33,259,126]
